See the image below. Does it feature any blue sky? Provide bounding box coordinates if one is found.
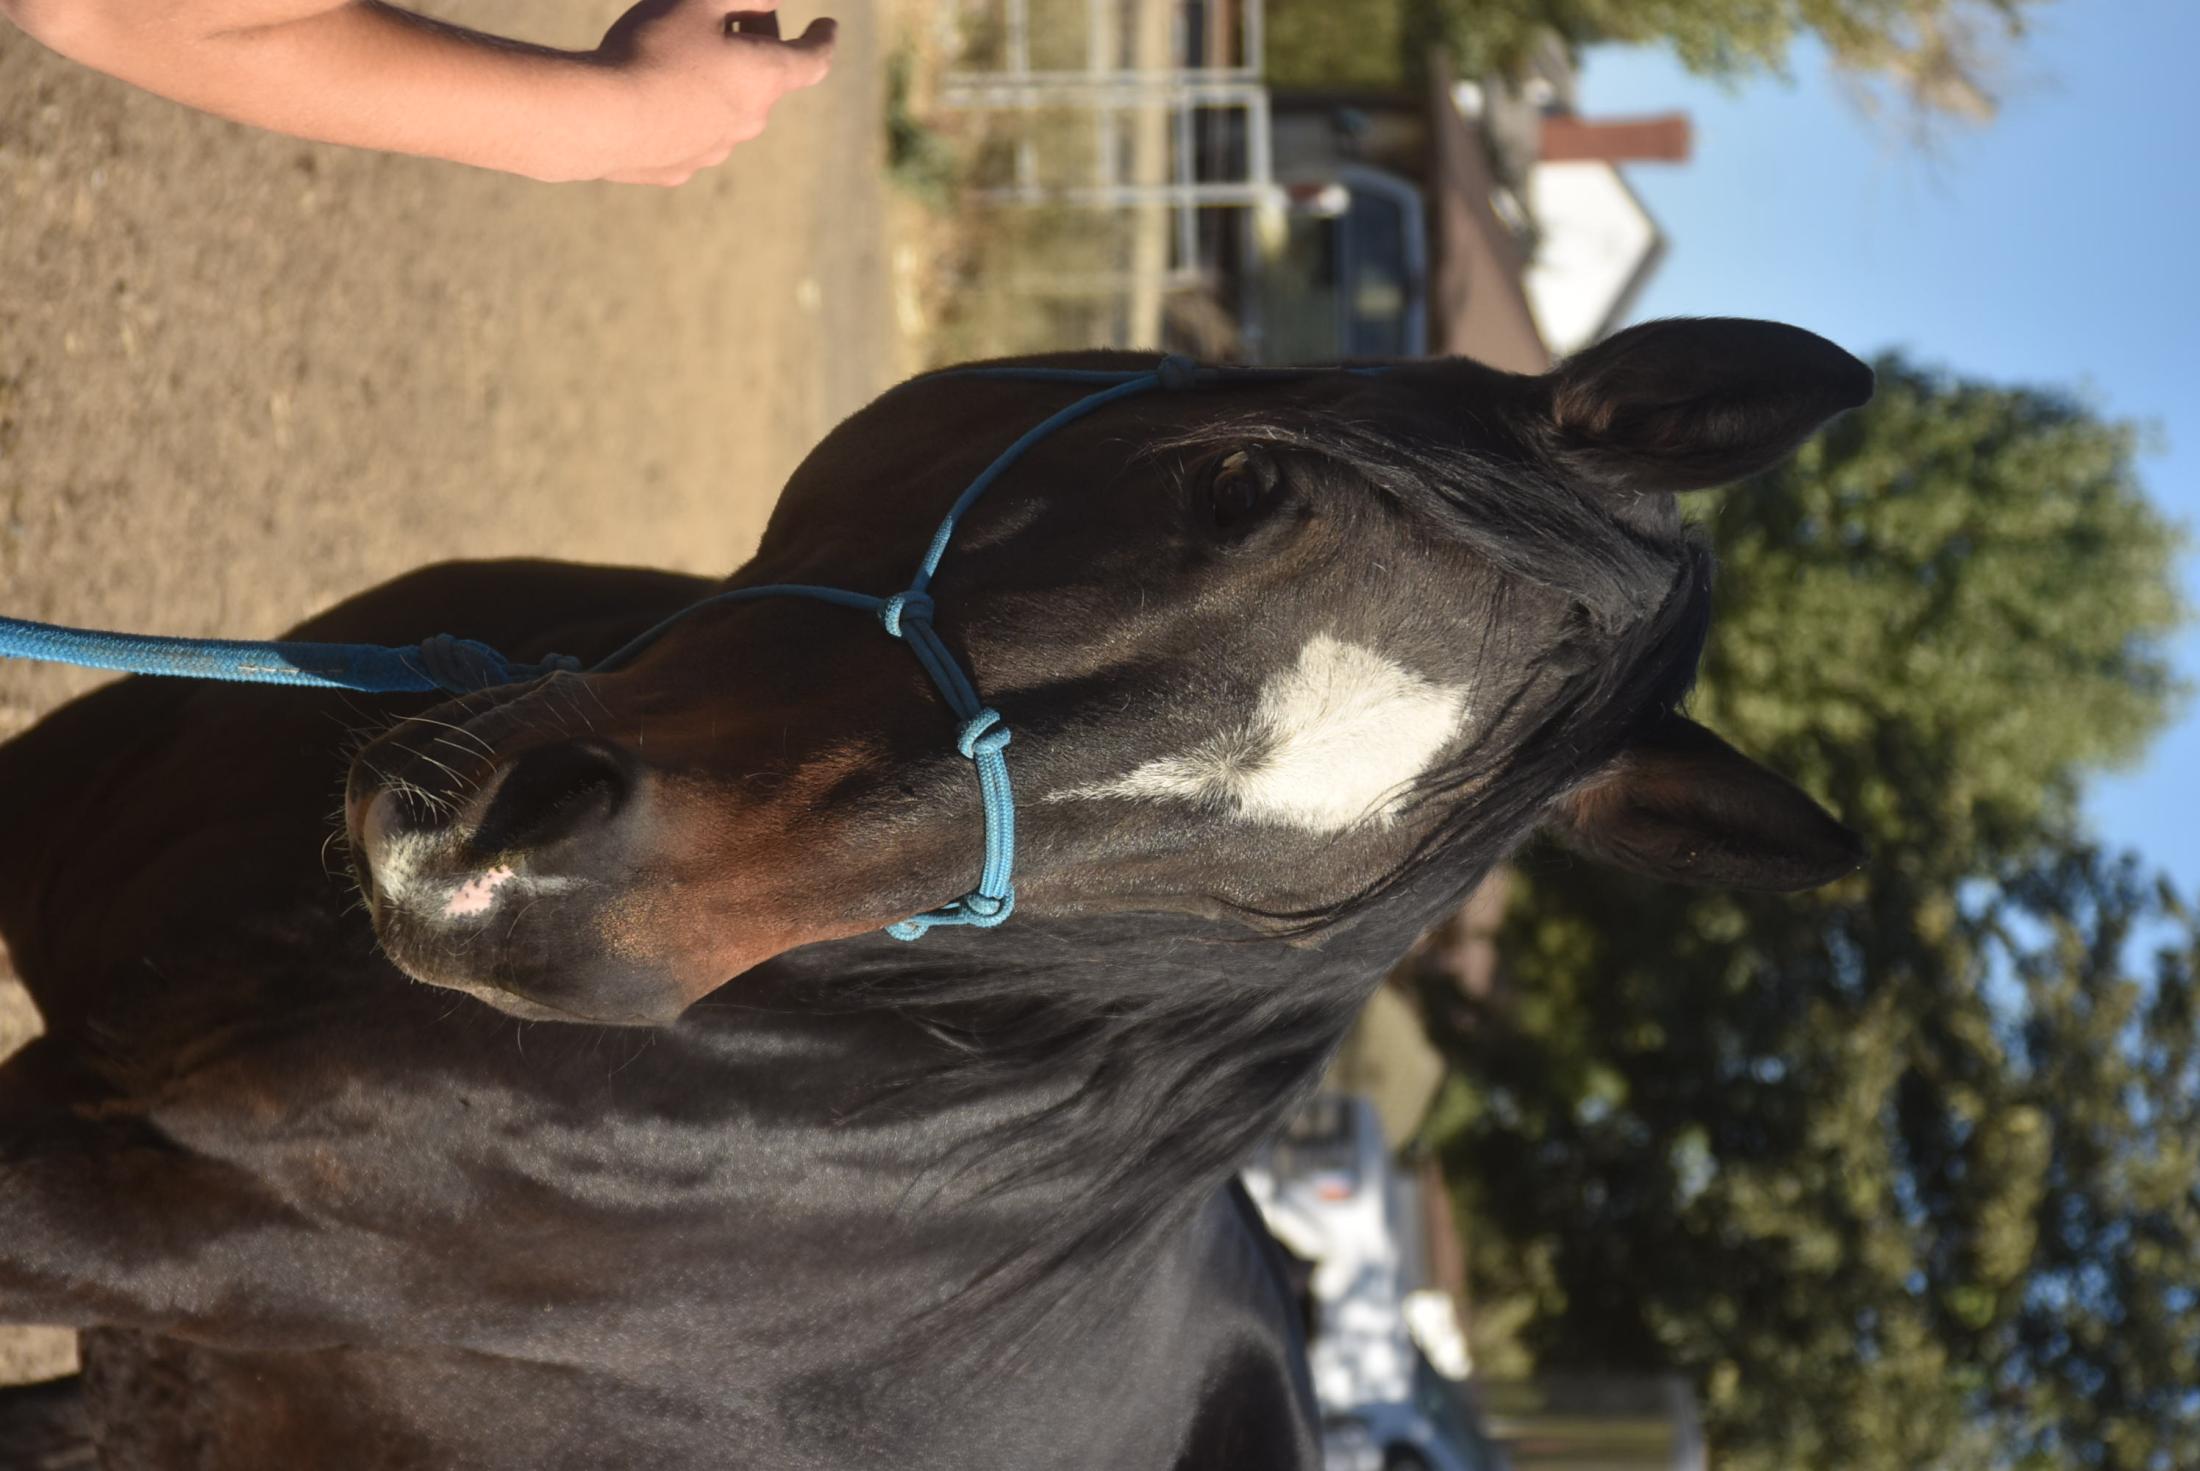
[1580,0,2200,894]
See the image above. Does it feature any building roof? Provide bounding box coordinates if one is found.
[1424,58,1554,375]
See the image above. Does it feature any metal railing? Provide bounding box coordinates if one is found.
[939,0,1282,300]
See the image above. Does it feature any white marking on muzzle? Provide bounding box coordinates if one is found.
[444,865,518,919]
[368,832,539,923]
[367,832,433,905]
[1051,633,1469,833]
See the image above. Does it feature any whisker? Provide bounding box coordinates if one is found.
[411,751,482,799]
[431,735,490,768]
[389,711,494,757]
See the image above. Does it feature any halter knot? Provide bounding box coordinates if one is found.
[879,590,935,639]
[414,636,582,693]
[414,634,515,693]
[957,891,1013,924]
[957,708,1010,760]
[1156,355,1201,392]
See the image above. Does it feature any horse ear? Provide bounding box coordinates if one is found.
[1545,713,1865,892]
[1541,318,1874,495]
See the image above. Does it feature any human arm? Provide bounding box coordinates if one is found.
[0,0,836,185]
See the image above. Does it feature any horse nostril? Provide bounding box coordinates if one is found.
[472,741,635,854]
[361,785,440,852]
[355,784,447,906]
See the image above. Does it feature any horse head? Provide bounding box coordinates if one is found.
[346,319,1871,1029]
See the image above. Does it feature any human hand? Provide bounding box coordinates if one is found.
[592,0,836,185]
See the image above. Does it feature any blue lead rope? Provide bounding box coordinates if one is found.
[0,357,1234,941]
[0,621,579,694]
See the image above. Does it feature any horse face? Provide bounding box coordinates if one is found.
[348,322,1873,1025]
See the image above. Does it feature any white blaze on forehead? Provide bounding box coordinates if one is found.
[1054,634,1469,833]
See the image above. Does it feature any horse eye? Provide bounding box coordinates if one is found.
[1208,450,1281,531]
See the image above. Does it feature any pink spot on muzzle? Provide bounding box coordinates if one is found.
[444,865,516,919]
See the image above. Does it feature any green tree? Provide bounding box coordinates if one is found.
[1267,0,2043,124]
[1414,358,2194,1468]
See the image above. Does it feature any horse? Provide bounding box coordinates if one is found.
[0,318,1872,1470]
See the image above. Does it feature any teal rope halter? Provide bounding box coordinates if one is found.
[0,356,1267,941]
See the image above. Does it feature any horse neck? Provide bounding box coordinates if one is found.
[738,899,1443,1291]
[640,926,1355,1463]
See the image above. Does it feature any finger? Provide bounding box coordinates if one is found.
[767,16,836,88]
[722,16,835,93]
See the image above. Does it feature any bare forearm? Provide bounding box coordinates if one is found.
[3,0,836,186]
[8,0,633,181]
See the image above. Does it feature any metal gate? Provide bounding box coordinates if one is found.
[936,0,1281,337]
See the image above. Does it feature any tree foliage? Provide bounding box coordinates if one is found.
[1267,0,2044,124]
[1415,357,2195,1468]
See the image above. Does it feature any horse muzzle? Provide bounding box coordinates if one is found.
[343,698,690,1024]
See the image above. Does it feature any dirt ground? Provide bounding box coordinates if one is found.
[0,0,909,1384]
